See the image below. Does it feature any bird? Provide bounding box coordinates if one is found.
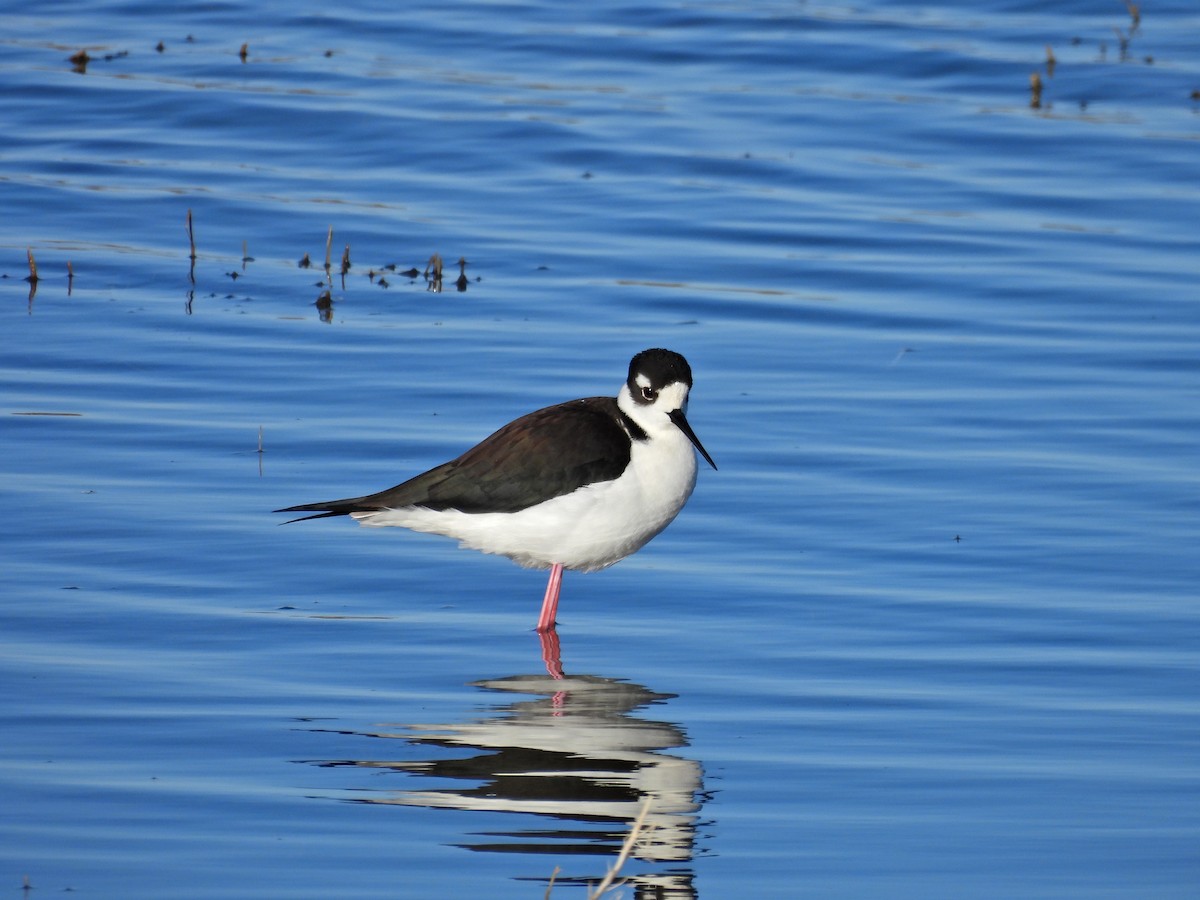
[275,348,716,631]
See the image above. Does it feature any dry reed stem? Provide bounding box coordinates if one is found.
[587,799,653,899]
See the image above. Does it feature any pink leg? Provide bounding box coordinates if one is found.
[535,563,564,632]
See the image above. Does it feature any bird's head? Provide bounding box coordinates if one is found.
[618,348,717,471]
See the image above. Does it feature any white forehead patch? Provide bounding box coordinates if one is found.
[658,381,690,409]
[636,373,652,389]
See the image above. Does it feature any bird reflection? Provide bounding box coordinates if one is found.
[301,633,703,897]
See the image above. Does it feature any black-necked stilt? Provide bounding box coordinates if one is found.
[275,348,716,631]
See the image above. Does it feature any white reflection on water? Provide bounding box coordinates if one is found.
[301,633,703,896]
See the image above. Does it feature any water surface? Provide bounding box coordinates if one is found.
[3,1,1198,897]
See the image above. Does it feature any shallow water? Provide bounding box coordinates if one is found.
[3,1,1199,897]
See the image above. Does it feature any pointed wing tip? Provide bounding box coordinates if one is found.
[273,506,348,524]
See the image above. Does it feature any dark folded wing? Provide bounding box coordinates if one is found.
[275,397,631,521]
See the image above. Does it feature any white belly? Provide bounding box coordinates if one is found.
[351,433,699,572]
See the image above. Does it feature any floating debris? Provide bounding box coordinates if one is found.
[315,289,333,323]
[68,48,127,71]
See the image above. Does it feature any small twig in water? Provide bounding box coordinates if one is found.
[25,249,39,283]
[588,799,653,899]
[186,209,197,284]
[1126,1,1140,31]
[424,252,444,293]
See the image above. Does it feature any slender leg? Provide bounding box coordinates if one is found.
[535,563,564,633]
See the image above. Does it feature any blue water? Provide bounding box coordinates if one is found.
[3,1,1199,897]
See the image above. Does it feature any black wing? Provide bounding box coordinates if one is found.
[275,397,632,521]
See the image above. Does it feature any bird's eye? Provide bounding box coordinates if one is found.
[641,385,657,401]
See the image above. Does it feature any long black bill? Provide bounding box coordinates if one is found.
[668,408,718,471]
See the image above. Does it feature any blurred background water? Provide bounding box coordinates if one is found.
[2,1,1198,897]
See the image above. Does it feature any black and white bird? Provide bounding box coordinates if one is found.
[275,348,716,631]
